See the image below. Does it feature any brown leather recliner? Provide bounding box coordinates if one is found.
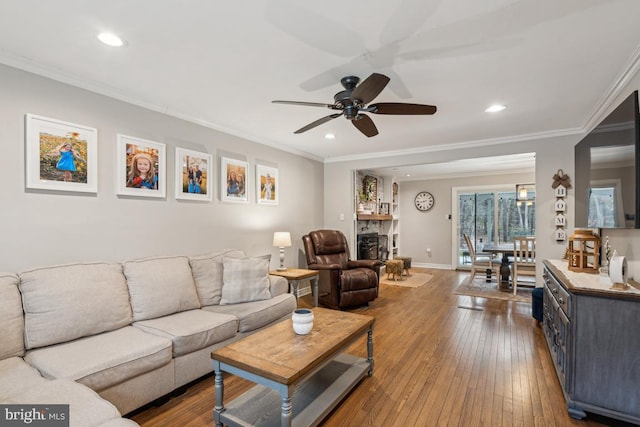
[302,230,382,309]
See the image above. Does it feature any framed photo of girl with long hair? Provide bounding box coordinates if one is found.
[221,157,248,203]
[175,147,212,201]
[116,134,166,198]
[25,114,98,193]
[256,164,278,205]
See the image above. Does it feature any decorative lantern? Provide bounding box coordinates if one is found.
[567,230,600,273]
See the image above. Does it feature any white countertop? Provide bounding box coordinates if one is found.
[547,259,640,297]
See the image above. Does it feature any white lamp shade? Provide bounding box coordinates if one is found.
[273,232,292,247]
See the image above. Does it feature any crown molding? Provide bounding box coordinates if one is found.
[582,43,640,133]
[324,127,582,164]
[3,41,639,166]
[0,52,325,163]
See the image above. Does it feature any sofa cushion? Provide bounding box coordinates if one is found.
[24,326,172,392]
[0,357,48,400]
[220,256,271,305]
[189,249,245,306]
[133,309,238,357]
[19,263,133,350]
[124,256,200,322]
[203,293,296,333]
[7,379,126,427]
[0,273,24,359]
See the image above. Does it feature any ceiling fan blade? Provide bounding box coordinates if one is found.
[294,113,342,134]
[272,100,335,108]
[350,73,390,104]
[368,102,437,115]
[352,114,378,137]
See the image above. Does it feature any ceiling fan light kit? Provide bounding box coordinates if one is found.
[273,72,437,137]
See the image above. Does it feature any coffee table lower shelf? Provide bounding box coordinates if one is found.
[216,353,369,427]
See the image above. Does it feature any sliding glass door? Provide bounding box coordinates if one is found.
[455,187,535,268]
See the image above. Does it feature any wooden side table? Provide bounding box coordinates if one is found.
[269,268,319,307]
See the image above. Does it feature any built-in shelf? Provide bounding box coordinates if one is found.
[357,214,393,221]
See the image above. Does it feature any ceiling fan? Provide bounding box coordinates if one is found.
[272,73,437,137]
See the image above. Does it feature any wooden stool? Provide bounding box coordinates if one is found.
[385,260,404,281]
[395,256,412,276]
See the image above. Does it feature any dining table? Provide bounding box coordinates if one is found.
[481,243,513,291]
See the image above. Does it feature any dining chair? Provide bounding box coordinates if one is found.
[463,234,499,282]
[512,236,536,294]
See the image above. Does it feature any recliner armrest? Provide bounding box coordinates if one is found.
[348,259,383,269]
[307,263,342,271]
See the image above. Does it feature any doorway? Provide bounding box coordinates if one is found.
[454,186,536,269]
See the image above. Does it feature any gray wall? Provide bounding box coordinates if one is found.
[0,64,324,272]
[324,137,578,283]
[4,61,639,280]
[399,171,535,268]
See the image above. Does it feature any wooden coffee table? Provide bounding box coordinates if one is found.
[211,307,374,427]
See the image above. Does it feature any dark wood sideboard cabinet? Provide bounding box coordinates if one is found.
[542,260,640,424]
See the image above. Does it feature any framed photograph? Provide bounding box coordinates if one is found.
[25,114,98,193]
[256,164,278,205]
[175,148,212,201]
[116,134,166,198]
[221,157,248,203]
[380,202,390,215]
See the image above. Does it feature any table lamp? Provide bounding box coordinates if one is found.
[273,232,292,271]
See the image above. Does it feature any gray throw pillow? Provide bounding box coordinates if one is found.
[220,256,271,305]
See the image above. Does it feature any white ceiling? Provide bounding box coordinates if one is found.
[1,0,639,172]
[369,152,536,182]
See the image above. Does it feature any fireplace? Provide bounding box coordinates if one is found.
[357,233,378,260]
[357,233,389,261]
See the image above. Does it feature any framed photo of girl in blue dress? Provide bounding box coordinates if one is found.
[256,164,278,206]
[25,114,98,193]
[116,134,166,198]
[175,147,212,201]
[221,157,248,203]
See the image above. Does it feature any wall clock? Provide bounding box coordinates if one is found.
[414,191,435,211]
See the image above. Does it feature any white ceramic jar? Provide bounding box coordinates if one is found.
[291,308,314,335]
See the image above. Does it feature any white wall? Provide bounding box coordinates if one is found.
[0,64,324,272]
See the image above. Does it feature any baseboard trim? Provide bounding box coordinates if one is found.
[413,262,454,270]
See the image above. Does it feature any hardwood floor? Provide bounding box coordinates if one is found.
[130,269,631,426]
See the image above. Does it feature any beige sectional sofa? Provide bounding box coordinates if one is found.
[0,249,297,426]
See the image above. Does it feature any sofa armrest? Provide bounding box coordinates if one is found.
[268,275,289,296]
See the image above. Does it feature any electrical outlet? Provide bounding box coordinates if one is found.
[426,248,432,257]
[339,213,344,221]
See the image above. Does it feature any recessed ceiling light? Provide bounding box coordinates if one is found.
[405,173,411,177]
[485,104,506,113]
[324,133,335,139]
[97,32,125,47]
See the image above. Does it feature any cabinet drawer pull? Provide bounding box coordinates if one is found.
[558,297,564,304]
